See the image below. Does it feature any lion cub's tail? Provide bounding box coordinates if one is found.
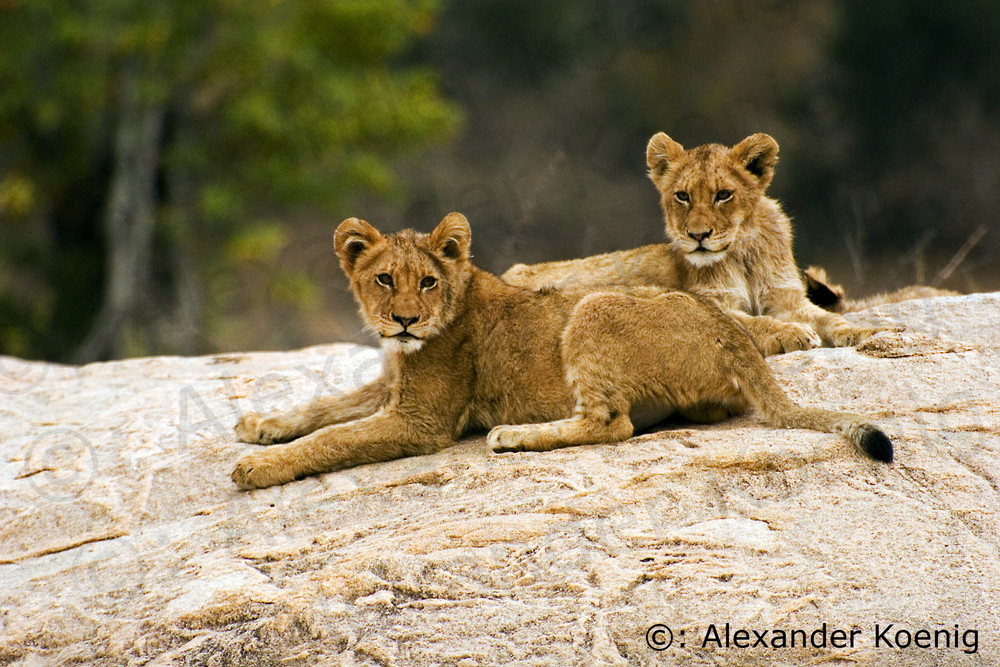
[739,360,894,463]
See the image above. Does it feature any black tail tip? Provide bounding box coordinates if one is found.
[860,427,894,463]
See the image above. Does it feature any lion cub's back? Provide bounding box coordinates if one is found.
[503,244,680,291]
[562,290,757,400]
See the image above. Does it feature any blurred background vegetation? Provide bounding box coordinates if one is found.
[1,0,997,362]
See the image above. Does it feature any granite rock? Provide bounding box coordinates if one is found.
[1,294,998,665]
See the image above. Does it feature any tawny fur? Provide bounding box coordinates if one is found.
[231,213,892,490]
[803,266,961,313]
[502,133,890,356]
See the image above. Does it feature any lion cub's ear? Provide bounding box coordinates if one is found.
[429,212,472,262]
[334,217,382,274]
[731,133,779,189]
[646,132,685,181]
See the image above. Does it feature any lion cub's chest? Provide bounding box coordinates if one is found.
[686,260,762,315]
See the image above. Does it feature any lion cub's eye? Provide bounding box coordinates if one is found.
[674,191,690,204]
[715,189,733,203]
[420,276,438,290]
[375,273,394,288]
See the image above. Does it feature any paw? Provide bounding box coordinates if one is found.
[488,425,533,453]
[231,450,295,490]
[830,324,902,348]
[761,323,821,356]
[235,412,280,445]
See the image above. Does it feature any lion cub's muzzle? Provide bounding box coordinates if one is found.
[378,313,439,352]
[378,318,430,354]
[675,231,731,264]
[385,313,423,340]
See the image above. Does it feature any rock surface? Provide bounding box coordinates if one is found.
[1,293,998,666]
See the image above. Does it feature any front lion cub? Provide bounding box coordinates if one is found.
[232,213,892,490]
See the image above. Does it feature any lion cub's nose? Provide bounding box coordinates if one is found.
[392,314,419,328]
[688,230,712,242]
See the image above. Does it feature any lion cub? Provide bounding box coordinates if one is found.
[231,213,892,490]
[503,133,885,356]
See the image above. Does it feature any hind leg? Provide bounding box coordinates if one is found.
[488,412,634,453]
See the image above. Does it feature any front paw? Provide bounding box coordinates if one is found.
[232,450,295,490]
[830,324,902,347]
[761,323,821,356]
[235,412,279,445]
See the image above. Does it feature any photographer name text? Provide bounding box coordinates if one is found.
[645,622,979,654]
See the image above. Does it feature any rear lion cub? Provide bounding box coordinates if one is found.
[504,133,887,355]
[232,213,892,490]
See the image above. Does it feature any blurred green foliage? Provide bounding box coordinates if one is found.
[1,0,996,361]
[0,0,459,360]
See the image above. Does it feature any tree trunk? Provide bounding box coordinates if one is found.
[162,107,206,356]
[74,62,165,362]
